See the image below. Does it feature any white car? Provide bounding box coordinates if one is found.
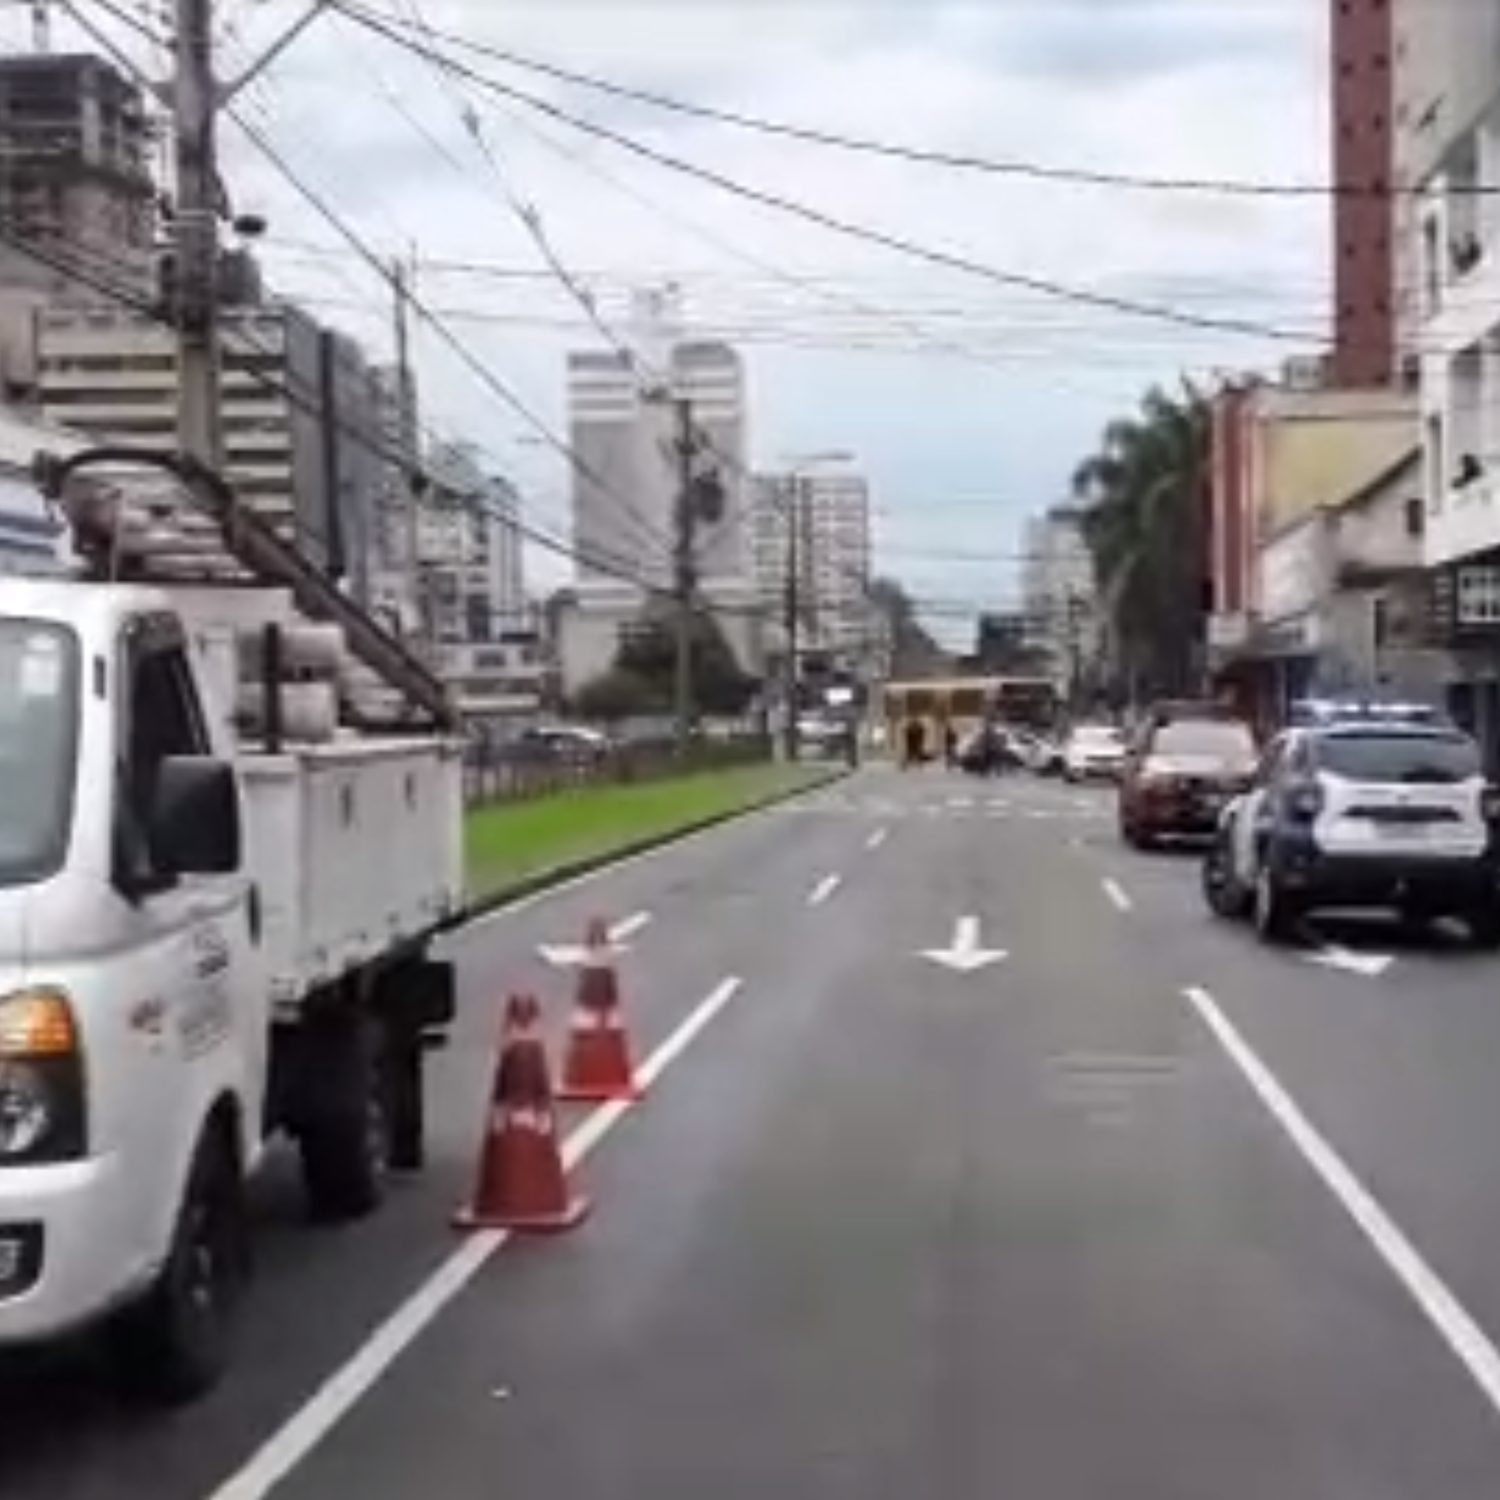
[1063,724,1127,781]
[1202,719,1500,943]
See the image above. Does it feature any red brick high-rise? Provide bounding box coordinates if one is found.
[1330,0,1396,387]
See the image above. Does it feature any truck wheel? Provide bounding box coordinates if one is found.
[300,1015,388,1220]
[109,1122,246,1404]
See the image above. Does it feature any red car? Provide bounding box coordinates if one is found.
[1119,712,1258,848]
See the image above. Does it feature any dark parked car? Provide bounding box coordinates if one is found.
[1119,713,1257,847]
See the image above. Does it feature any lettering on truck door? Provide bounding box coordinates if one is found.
[113,620,252,1228]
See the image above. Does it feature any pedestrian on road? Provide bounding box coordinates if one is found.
[903,718,926,768]
[943,721,958,769]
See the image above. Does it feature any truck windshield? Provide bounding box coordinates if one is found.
[0,621,79,885]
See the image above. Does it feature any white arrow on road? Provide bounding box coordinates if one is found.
[920,915,1008,973]
[1305,944,1394,978]
[538,911,652,968]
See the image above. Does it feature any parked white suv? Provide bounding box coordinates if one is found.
[1202,719,1500,944]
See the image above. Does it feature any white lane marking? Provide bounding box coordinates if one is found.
[536,910,653,968]
[1183,984,1500,1419]
[609,911,652,944]
[948,795,974,810]
[1306,944,1394,978]
[865,827,889,851]
[808,874,842,906]
[1102,877,1133,913]
[920,914,1008,973]
[206,977,744,1500]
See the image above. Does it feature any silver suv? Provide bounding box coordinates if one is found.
[1202,720,1500,944]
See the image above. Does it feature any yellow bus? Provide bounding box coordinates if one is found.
[882,676,1059,761]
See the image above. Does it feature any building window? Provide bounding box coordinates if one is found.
[1457,566,1500,624]
[1426,412,1445,515]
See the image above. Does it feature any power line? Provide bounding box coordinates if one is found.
[334,3,1324,350]
[0,218,773,621]
[334,0,1484,202]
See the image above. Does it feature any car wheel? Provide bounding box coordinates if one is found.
[1466,900,1500,949]
[1202,837,1251,919]
[108,1122,246,1404]
[1253,862,1299,943]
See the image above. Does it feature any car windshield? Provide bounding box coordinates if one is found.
[1315,731,1481,784]
[0,620,79,885]
[1153,721,1256,760]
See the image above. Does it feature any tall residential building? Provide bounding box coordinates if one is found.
[417,440,525,646]
[1331,0,1397,387]
[567,291,748,590]
[0,54,156,304]
[35,302,389,597]
[1020,504,1096,683]
[751,466,871,658]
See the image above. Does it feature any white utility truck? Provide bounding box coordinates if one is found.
[0,448,466,1400]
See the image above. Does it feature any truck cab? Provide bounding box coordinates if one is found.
[0,581,257,1389]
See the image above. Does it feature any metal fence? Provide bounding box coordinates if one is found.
[462,732,774,807]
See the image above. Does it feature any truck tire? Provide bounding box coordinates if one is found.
[300,1014,388,1220]
[109,1120,246,1405]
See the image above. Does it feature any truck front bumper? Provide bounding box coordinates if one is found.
[0,1153,149,1344]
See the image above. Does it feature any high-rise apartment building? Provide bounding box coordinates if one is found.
[752,467,871,658]
[0,54,156,304]
[35,302,391,597]
[1331,0,1397,387]
[1021,504,1096,682]
[567,290,748,590]
[416,440,525,646]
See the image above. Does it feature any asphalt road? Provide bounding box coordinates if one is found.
[9,766,1500,1496]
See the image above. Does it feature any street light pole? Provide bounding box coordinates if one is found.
[782,473,800,761]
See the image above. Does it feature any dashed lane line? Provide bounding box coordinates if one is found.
[808,873,843,906]
[1102,877,1133,913]
[865,827,889,851]
[206,978,745,1500]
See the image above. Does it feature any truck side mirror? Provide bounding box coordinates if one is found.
[148,756,240,875]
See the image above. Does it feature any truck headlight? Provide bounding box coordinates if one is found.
[0,1063,52,1156]
[0,989,84,1164]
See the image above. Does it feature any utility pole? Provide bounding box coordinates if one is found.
[392,251,422,637]
[171,0,223,467]
[782,473,800,761]
[672,397,698,752]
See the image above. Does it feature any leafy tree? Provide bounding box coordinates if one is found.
[1072,384,1209,700]
[573,604,757,719]
[867,576,949,678]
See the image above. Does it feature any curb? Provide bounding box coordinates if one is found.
[461,763,851,922]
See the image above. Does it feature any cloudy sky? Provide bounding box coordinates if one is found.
[15,0,1330,642]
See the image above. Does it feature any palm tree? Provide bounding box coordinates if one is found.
[1073,385,1209,702]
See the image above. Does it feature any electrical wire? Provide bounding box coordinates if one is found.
[334,4,1328,350]
[335,0,1481,202]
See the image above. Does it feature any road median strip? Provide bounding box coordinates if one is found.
[463,762,848,916]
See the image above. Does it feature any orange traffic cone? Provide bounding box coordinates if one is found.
[557,917,642,1102]
[454,994,589,1233]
